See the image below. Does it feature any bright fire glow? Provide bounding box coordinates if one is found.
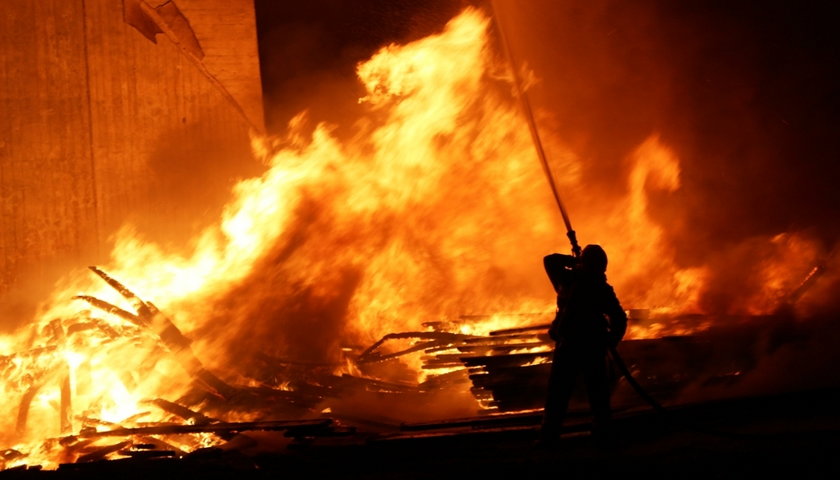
[0,7,828,469]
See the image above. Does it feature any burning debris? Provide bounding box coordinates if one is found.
[1,4,840,474]
[0,267,440,469]
[0,265,823,472]
[0,263,812,470]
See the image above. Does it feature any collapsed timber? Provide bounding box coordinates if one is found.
[3,266,542,469]
[0,266,829,472]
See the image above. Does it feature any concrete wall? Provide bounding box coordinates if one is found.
[0,0,263,319]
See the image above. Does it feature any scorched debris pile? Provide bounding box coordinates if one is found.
[1,263,827,470]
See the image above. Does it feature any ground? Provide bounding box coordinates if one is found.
[3,386,839,479]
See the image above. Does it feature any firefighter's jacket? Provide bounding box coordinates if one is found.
[544,253,627,347]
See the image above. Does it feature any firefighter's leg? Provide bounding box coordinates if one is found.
[541,345,578,442]
[582,347,613,444]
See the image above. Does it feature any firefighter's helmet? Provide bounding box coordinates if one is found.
[581,244,607,273]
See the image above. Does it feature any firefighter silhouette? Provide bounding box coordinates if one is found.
[541,244,627,444]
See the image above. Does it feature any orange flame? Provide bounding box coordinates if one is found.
[0,7,831,468]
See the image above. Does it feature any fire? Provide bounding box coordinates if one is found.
[0,6,833,469]
[600,135,708,316]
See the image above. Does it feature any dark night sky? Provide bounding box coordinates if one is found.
[253,0,840,315]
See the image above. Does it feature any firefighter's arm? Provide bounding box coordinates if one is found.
[604,285,627,346]
[543,253,575,293]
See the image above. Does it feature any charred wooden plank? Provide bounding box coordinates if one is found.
[421,362,464,369]
[461,352,551,368]
[75,440,132,463]
[421,353,467,362]
[357,332,478,364]
[360,340,443,363]
[400,411,543,431]
[64,319,121,339]
[15,384,42,435]
[118,447,177,460]
[448,342,551,354]
[149,398,215,425]
[489,323,551,336]
[87,267,154,322]
[77,416,118,429]
[86,266,236,400]
[74,295,142,326]
[459,313,547,321]
[134,436,188,456]
[76,418,333,439]
[460,333,545,344]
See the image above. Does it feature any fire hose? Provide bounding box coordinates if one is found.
[490,3,580,259]
[489,5,667,415]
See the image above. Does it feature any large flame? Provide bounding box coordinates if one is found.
[0,7,830,469]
